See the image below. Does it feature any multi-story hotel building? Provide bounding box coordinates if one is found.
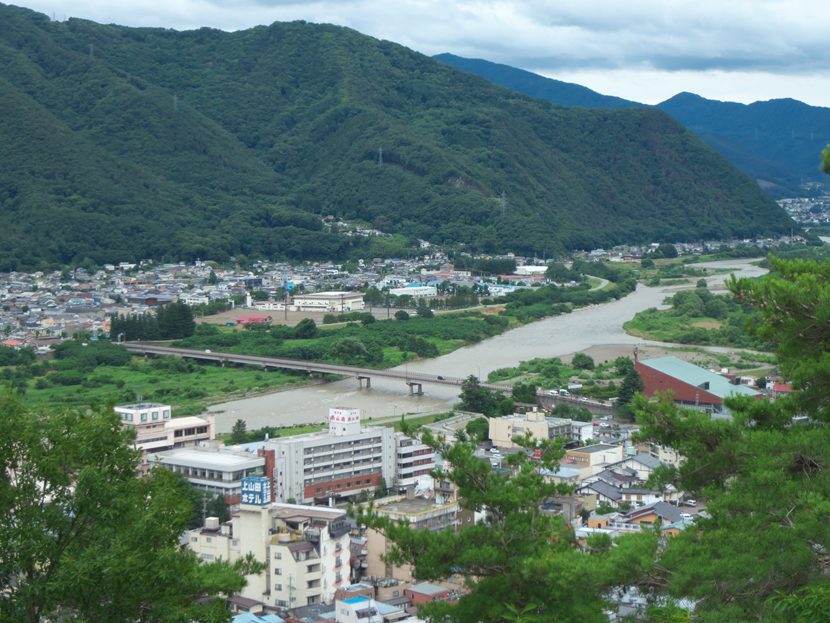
[262,408,398,504]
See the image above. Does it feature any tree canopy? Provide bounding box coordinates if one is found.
[633,256,830,620]
[0,394,256,622]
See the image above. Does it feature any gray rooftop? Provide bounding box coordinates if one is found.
[150,447,263,471]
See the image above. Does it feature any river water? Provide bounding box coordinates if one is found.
[208,259,766,432]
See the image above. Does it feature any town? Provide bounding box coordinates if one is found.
[1,228,812,622]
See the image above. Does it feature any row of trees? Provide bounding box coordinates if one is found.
[110,302,196,341]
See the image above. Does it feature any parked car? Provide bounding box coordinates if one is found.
[683,499,697,507]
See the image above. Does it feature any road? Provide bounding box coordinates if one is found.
[123,342,507,394]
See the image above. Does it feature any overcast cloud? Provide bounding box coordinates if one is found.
[11,0,830,106]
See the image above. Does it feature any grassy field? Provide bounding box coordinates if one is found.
[23,357,314,415]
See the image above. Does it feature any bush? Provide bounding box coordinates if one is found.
[571,353,595,370]
[49,370,86,386]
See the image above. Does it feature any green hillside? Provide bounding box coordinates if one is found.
[0,4,793,269]
[658,92,830,196]
[436,53,830,197]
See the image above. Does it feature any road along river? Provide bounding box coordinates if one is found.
[208,259,766,432]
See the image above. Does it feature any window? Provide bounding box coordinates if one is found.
[152,412,159,421]
[274,568,282,576]
[274,552,282,560]
[190,536,197,542]
[163,409,170,419]
[140,413,147,423]
[274,584,282,591]
[205,537,212,543]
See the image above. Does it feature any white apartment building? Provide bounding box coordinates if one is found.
[393,432,436,492]
[263,408,396,504]
[188,499,351,609]
[489,409,589,448]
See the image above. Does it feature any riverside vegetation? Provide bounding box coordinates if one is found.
[1,260,634,412]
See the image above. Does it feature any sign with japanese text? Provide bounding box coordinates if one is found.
[241,476,271,506]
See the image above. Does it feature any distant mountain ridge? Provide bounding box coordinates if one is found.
[436,53,830,197]
[0,4,793,270]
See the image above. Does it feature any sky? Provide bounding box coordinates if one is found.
[11,0,830,107]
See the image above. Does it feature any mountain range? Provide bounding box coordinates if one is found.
[0,4,793,270]
[436,53,830,197]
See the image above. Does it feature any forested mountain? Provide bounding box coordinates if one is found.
[659,93,830,196]
[0,4,792,270]
[433,53,641,110]
[437,54,830,197]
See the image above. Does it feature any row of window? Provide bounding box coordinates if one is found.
[309,478,375,495]
[174,426,209,437]
[120,409,171,423]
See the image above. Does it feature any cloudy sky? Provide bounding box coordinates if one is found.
[12,0,830,107]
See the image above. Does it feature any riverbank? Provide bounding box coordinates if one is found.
[207,258,769,431]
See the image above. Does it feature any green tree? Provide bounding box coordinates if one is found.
[511,381,538,404]
[0,394,256,623]
[230,418,248,444]
[571,353,595,370]
[655,243,679,259]
[822,144,830,174]
[458,375,499,416]
[293,317,318,339]
[618,367,644,406]
[464,417,489,442]
[394,310,410,321]
[613,355,635,376]
[634,256,830,621]
[416,300,434,318]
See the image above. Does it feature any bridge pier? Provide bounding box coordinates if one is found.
[407,381,423,396]
[357,375,371,389]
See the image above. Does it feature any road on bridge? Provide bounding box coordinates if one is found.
[123,342,511,394]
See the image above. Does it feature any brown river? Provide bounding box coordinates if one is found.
[208,259,766,432]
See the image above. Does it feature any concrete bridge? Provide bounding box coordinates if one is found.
[123,342,510,396]
[123,344,618,414]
